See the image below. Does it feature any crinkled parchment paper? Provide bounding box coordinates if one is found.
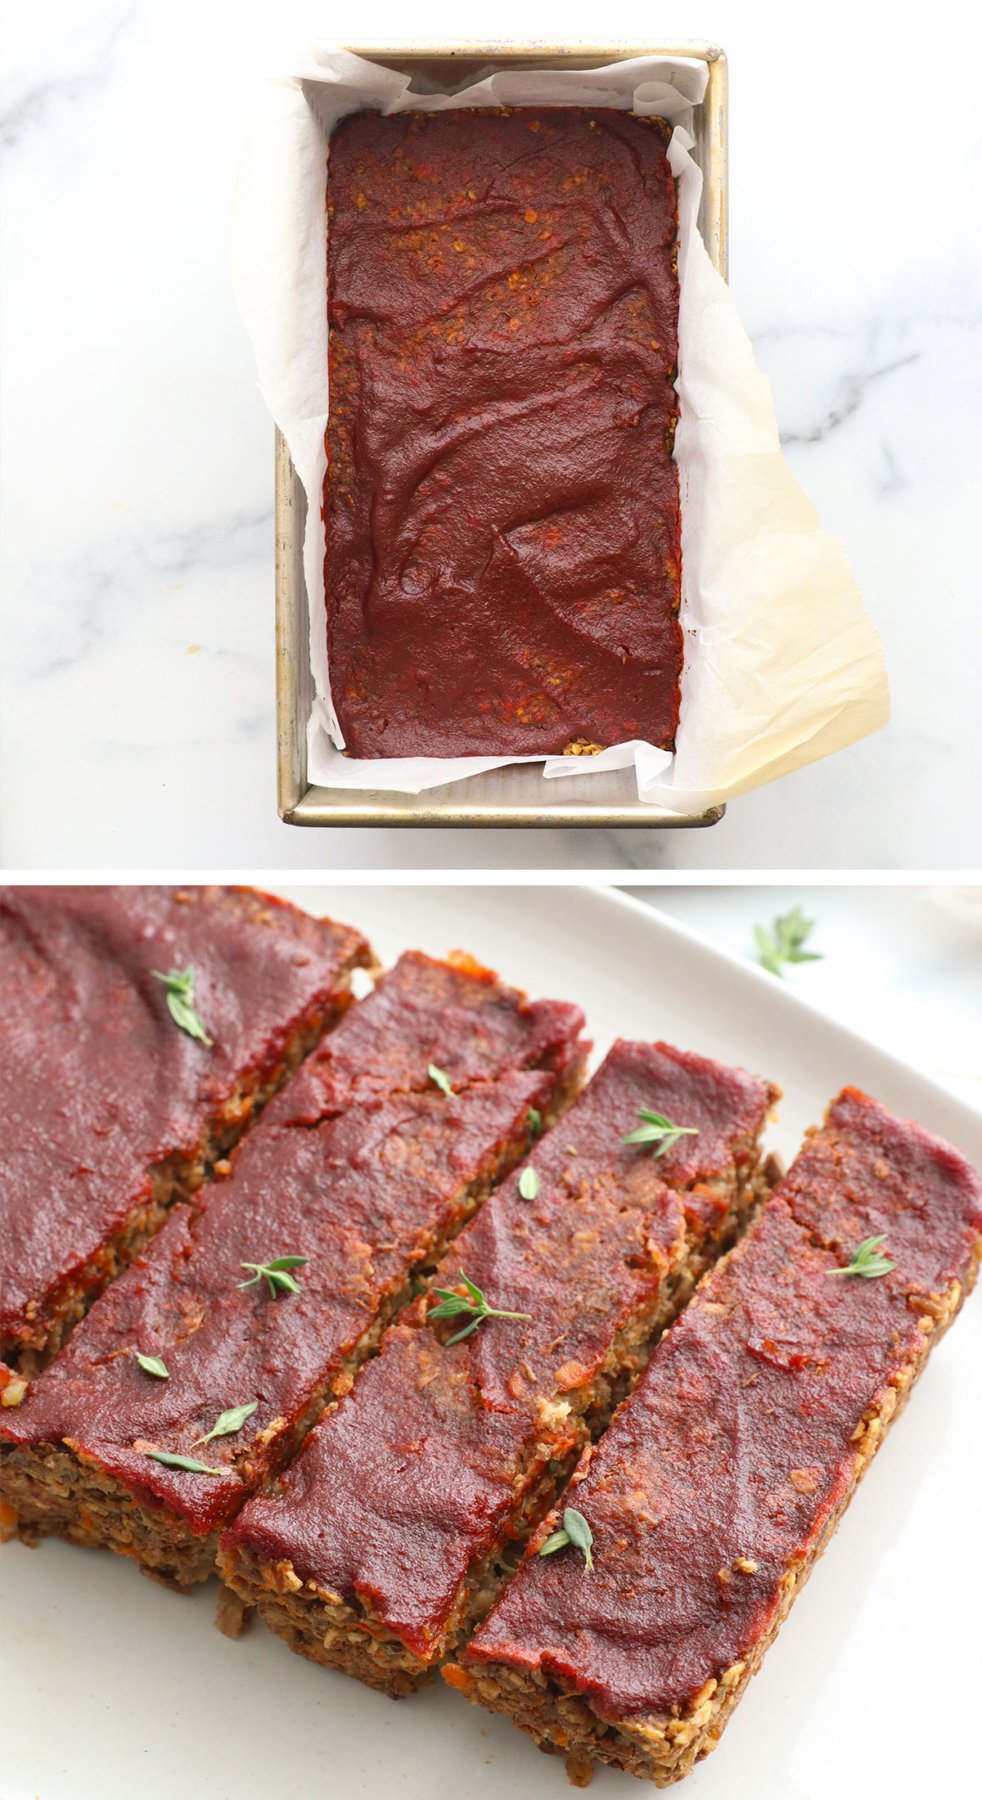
[231,47,888,805]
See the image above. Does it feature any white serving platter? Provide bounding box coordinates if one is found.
[3,887,980,1800]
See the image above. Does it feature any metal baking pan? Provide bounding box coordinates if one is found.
[276,41,728,828]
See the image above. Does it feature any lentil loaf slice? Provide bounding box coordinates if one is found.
[0,885,372,1371]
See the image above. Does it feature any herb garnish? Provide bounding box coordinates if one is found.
[539,1506,594,1570]
[133,1351,169,1380]
[829,1235,896,1280]
[238,1256,308,1298]
[193,1400,258,1446]
[622,1109,699,1161]
[753,907,823,978]
[527,1107,543,1139]
[519,1166,540,1200]
[152,967,213,1045]
[429,1270,531,1345]
[428,1063,454,1097]
[145,1450,222,1476]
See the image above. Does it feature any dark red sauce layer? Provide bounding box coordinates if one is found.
[781,1087,982,1303]
[265,948,585,1125]
[0,887,369,1354]
[325,108,682,757]
[222,1041,773,1655]
[463,1092,982,1718]
[3,954,586,1534]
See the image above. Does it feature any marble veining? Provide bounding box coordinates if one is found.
[0,0,979,871]
[0,4,136,151]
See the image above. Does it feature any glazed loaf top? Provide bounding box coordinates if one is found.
[325,107,682,759]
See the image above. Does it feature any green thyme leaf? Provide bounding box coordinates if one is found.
[829,1234,896,1280]
[429,1270,531,1347]
[152,967,213,1045]
[753,907,823,979]
[238,1256,308,1298]
[538,1505,594,1570]
[622,1109,699,1161]
[193,1400,258,1446]
[446,1316,481,1343]
[133,1351,169,1380]
[145,1450,223,1476]
[562,1507,594,1568]
[460,1270,484,1307]
[527,1107,543,1139]
[428,1292,473,1317]
[519,1166,540,1200]
[428,1063,454,1098]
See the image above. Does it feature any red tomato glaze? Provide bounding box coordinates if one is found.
[325,108,682,757]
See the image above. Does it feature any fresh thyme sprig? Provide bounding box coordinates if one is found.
[133,1351,169,1380]
[753,907,823,978]
[145,1449,222,1476]
[519,1166,540,1200]
[428,1063,454,1097]
[193,1401,258,1446]
[829,1235,896,1280]
[539,1506,594,1570]
[429,1270,531,1346]
[152,967,213,1045]
[238,1256,308,1298]
[622,1109,699,1161]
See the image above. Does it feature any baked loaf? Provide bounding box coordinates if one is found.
[451,1090,982,1785]
[218,1042,776,1691]
[325,107,682,757]
[0,954,586,1587]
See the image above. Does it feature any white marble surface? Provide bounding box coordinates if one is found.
[1,0,980,871]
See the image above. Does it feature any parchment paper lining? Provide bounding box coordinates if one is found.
[230,47,888,805]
